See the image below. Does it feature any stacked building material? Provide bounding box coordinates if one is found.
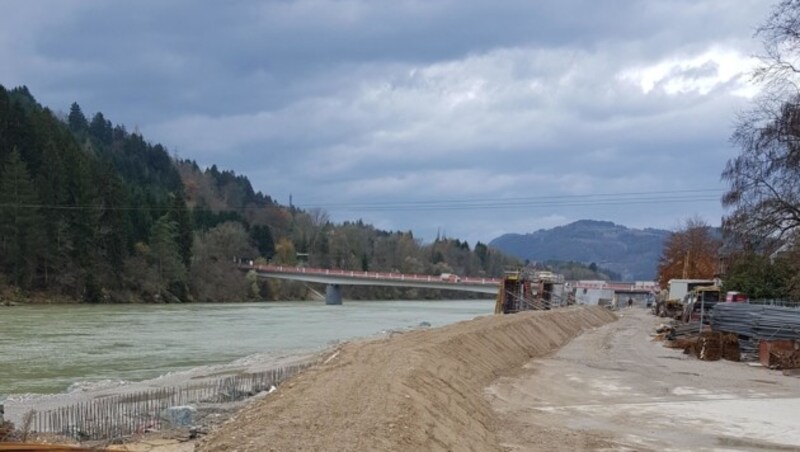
[777,350,800,369]
[738,339,759,360]
[667,321,702,340]
[710,304,759,336]
[694,332,723,360]
[712,304,800,338]
[754,308,800,340]
[721,333,742,361]
[688,331,740,361]
[711,303,800,361]
[759,339,800,369]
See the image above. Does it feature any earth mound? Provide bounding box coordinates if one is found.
[199,306,616,451]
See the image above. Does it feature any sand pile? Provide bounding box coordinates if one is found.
[198,306,616,452]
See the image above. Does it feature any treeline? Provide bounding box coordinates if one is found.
[175,160,519,300]
[0,85,518,303]
[655,217,798,301]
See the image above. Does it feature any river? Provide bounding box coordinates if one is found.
[0,300,493,396]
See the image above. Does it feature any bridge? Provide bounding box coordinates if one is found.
[247,264,501,304]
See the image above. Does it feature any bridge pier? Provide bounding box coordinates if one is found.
[326,284,343,305]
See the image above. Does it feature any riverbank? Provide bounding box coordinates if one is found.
[0,286,492,306]
[0,286,276,305]
[0,287,79,305]
[198,306,616,451]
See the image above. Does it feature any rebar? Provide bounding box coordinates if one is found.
[710,303,800,360]
[29,361,313,441]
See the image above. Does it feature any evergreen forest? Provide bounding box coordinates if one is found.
[0,85,521,303]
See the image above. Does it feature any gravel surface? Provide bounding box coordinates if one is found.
[487,308,800,451]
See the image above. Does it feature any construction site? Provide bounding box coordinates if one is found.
[2,273,800,451]
[651,279,800,371]
[494,269,567,313]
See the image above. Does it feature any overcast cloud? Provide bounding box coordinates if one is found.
[0,0,773,244]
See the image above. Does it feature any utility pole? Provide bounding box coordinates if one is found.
[682,249,690,279]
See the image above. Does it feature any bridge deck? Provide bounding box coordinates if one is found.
[247,264,501,294]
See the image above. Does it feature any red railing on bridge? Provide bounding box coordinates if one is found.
[249,263,501,286]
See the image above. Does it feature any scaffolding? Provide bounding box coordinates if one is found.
[494,270,565,314]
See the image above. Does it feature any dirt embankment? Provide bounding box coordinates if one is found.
[198,306,617,451]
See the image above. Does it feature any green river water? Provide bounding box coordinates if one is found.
[0,300,493,395]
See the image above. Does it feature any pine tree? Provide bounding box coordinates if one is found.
[7,102,35,168]
[89,112,112,145]
[37,141,66,286]
[250,224,275,259]
[68,102,88,134]
[96,163,129,277]
[150,214,186,297]
[0,85,9,158]
[62,146,100,297]
[168,193,193,268]
[0,148,45,288]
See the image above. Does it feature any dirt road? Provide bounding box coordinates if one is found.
[487,308,800,451]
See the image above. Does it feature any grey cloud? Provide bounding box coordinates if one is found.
[0,0,775,242]
[12,1,769,111]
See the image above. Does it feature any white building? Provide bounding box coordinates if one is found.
[573,280,659,307]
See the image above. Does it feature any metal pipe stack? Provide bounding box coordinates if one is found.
[711,303,800,359]
[667,322,702,339]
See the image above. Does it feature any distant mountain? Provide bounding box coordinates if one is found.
[489,220,671,280]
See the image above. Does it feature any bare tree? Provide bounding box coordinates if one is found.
[724,0,800,248]
[724,101,800,245]
[754,0,800,96]
[308,207,330,229]
[189,222,256,302]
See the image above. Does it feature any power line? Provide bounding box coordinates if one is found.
[298,188,724,208]
[313,196,722,212]
[0,188,725,213]
[297,189,725,211]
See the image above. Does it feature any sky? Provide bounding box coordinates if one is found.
[0,0,774,244]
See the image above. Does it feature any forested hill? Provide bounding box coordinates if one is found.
[490,220,671,280]
[0,85,518,303]
[0,85,194,302]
